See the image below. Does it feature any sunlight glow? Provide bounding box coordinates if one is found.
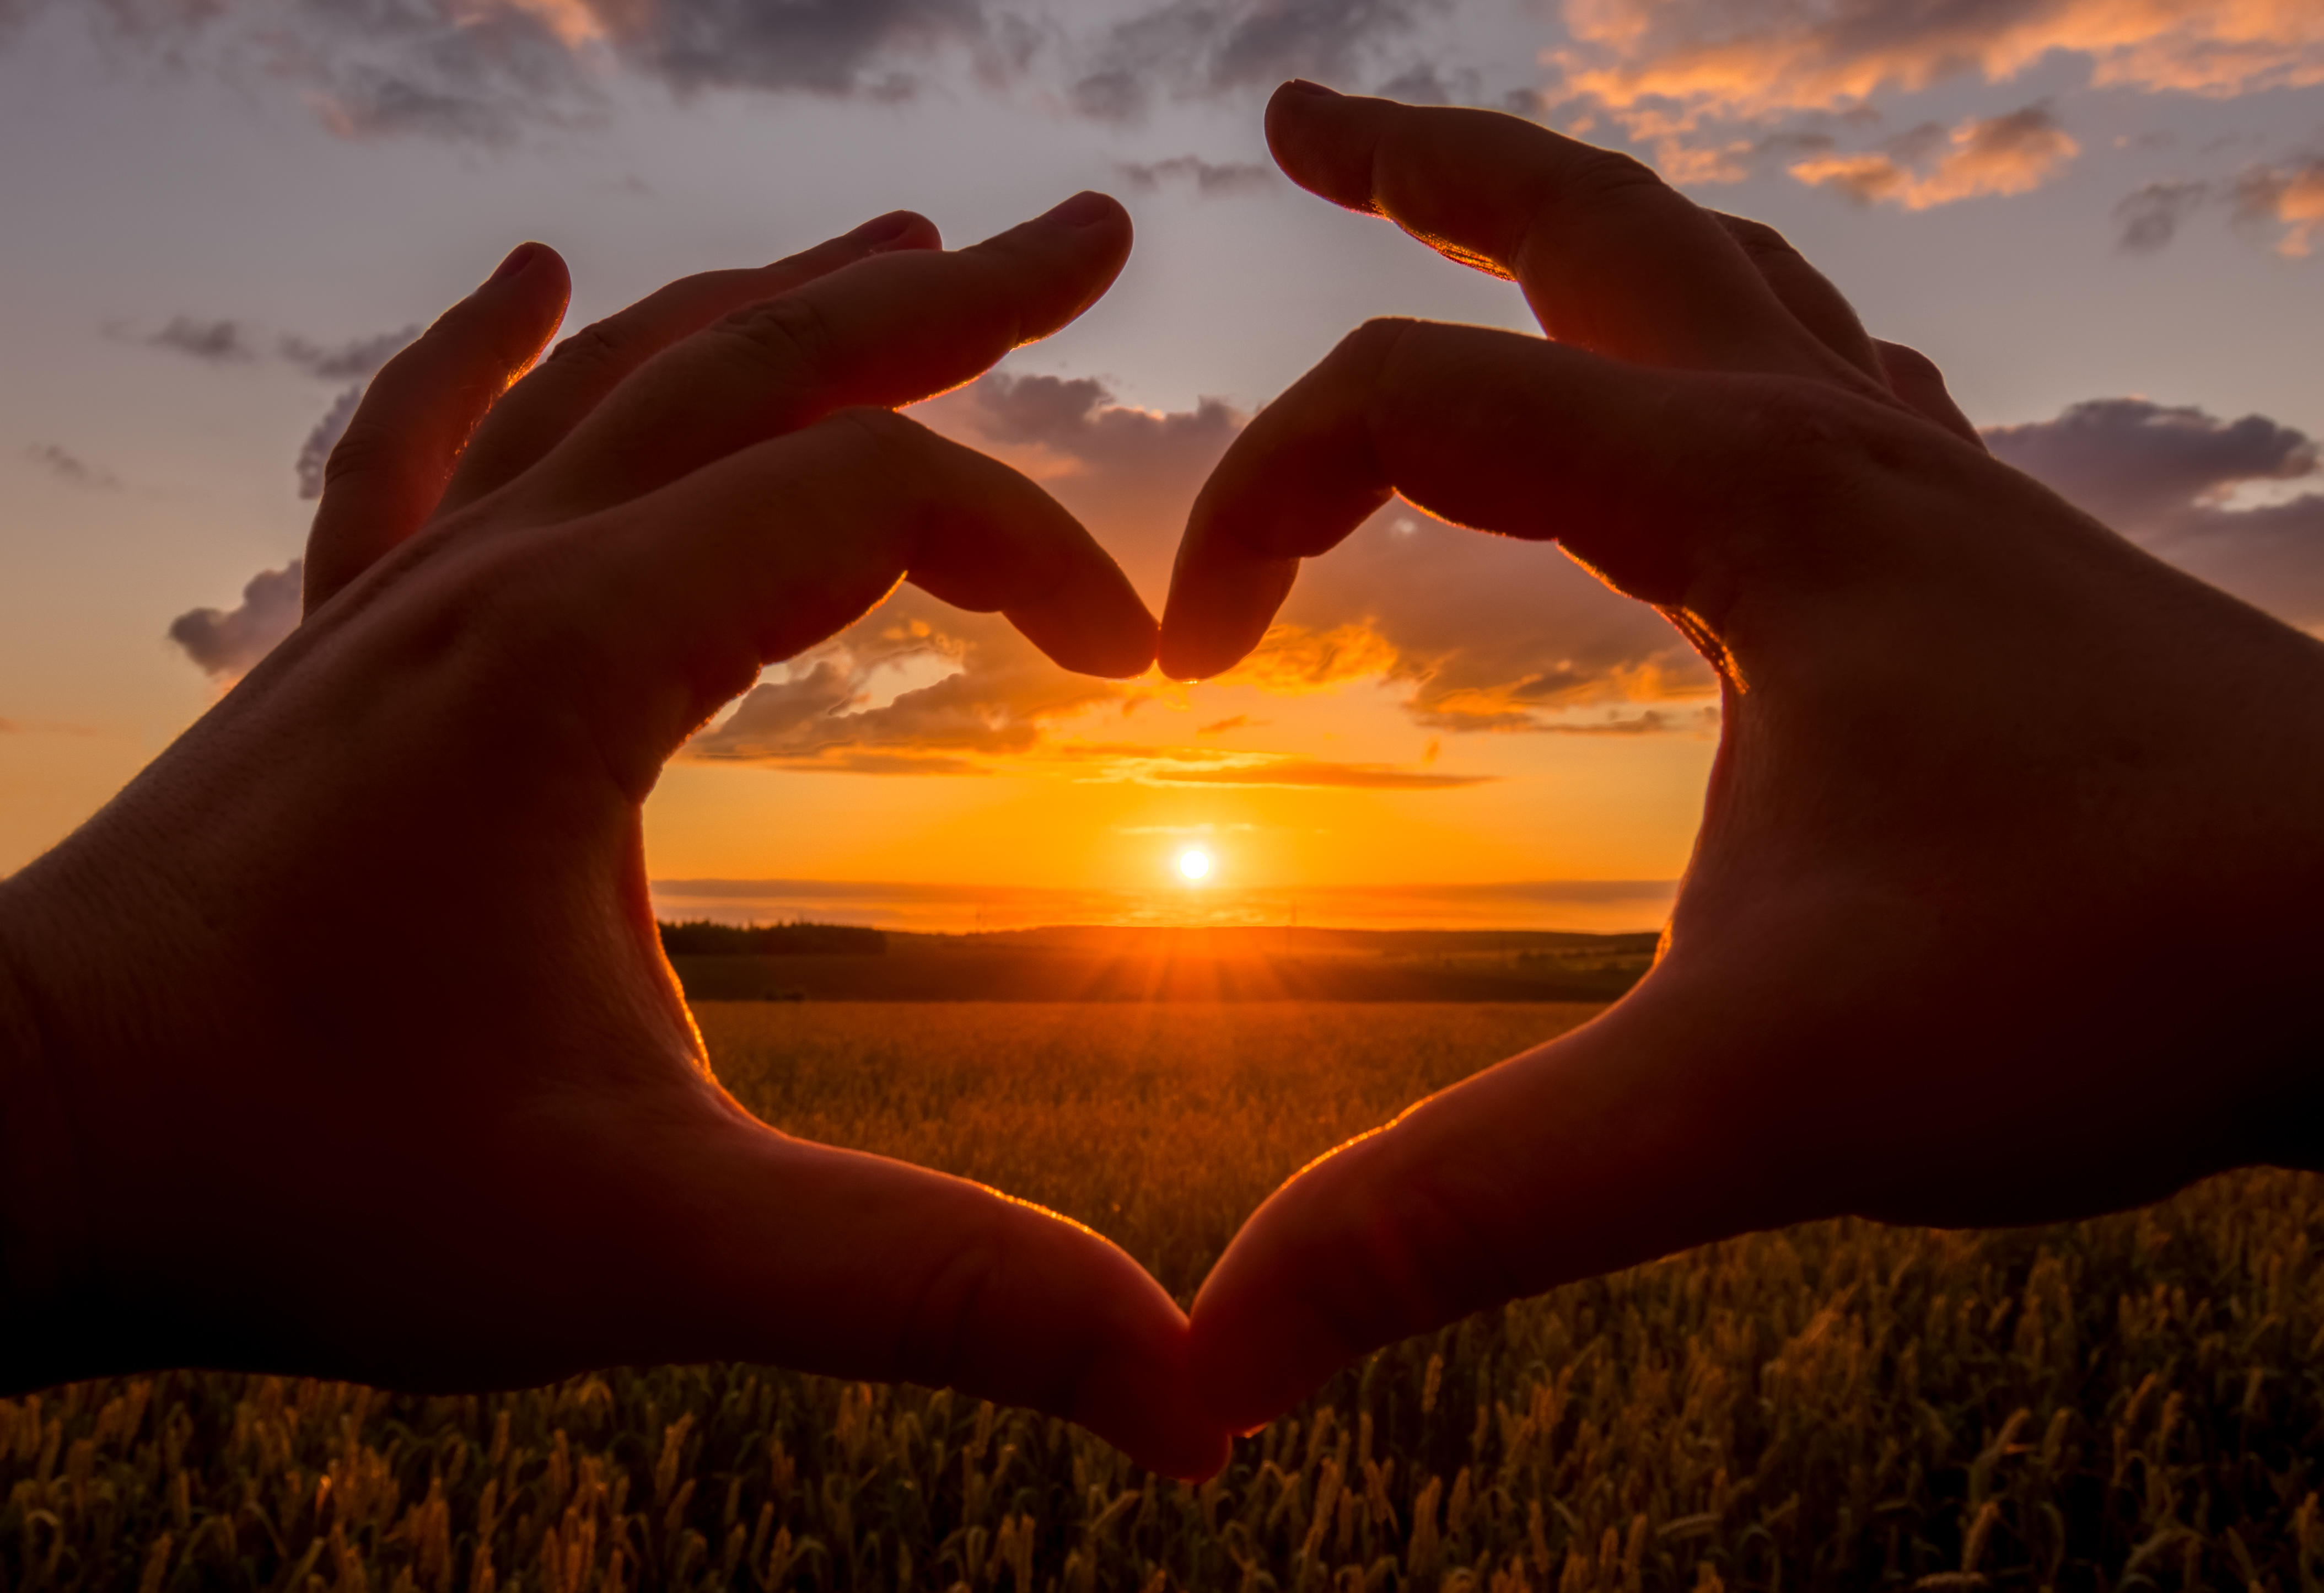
[1177,849,1211,882]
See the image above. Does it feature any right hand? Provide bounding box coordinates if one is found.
[1168,84,2324,1434]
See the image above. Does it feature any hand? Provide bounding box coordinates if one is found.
[0,198,1231,1480]
[1166,84,2324,1433]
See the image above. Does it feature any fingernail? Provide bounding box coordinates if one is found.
[848,210,921,250]
[1281,78,1338,98]
[486,242,544,287]
[1038,190,1117,229]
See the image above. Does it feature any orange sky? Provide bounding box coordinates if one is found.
[2,0,2320,930]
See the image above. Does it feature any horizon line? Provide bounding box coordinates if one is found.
[649,877,1681,936]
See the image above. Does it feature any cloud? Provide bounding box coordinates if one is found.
[1072,0,1454,121]
[2230,156,2324,257]
[924,370,1718,736]
[1548,0,2324,192]
[146,315,260,364]
[297,384,366,500]
[168,560,303,680]
[23,443,121,490]
[38,0,1027,139]
[279,326,418,380]
[1987,398,2324,627]
[1059,743,1495,787]
[2114,178,2209,251]
[684,586,1128,773]
[1787,104,2079,209]
[2110,156,2324,255]
[130,311,414,387]
[1197,714,1262,734]
[1116,154,1276,196]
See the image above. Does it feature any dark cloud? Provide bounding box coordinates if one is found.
[146,315,260,364]
[1116,154,1274,196]
[2113,179,2208,253]
[1070,0,1449,122]
[922,371,1245,594]
[297,384,366,500]
[168,561,302,680]
[1988,399,2324,629]
[2109,157,2324,257]
[26,0,1477,136]
[23,443,121,490]
[626,0,988,98]
[279,326,417,380]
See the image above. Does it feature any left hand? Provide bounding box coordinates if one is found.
[0,195,1231,1481]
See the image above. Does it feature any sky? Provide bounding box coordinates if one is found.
[1,0,2320,932]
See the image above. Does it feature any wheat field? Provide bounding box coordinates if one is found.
[6,1001,2322,1592]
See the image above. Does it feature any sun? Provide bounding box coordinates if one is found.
[1177,849,1211,882]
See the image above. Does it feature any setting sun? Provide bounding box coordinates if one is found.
[1177,849,1211,882]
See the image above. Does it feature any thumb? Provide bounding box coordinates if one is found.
[1187,977,1790,1432]
[552,1107,1233,1481]
[303,242,571,614]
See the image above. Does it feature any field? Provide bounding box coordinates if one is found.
[6,1001,2324,1591]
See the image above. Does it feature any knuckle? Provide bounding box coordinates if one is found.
[1878,340,1945,388]
[318,419,400,495]
[1336,315,1422,373]
[716,291,840,384]
[1720,212,1798,260]
[543,317,630,378]
[1561,147,1669,210]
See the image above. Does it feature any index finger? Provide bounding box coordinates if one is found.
[1265,84,1872,384]
[518,194,1132,520]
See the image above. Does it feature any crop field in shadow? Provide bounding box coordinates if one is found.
[6,1001,2320,1591]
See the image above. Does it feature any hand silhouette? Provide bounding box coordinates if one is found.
[0,199,1230,1480]
[1166,84,2324,1434]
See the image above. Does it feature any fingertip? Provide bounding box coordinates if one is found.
[1265,81,1374,210]
[1012,568,1158,680]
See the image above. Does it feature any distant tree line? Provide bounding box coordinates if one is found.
[657,919,886,957]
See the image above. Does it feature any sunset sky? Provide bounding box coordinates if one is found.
[2,0,2320,931]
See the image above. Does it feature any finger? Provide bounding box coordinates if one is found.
[436,211,940,517]
[1159,318,1756,680]
[1707,210,1884,381]
[1876,339,1986,448]
[1263,83,1865,383]
[519,193,1132,519]
[303,243,571,614]
[1187,979,1796,1433]
[542,409,1154,780]
[598,1112,1229,1479]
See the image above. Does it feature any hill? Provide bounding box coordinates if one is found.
[663,922,1661,1002]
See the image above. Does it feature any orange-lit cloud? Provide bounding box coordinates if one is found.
[1788,105,2079,208]
[1552,0,2323,202]
[1557,0,2324,122]
[2232,157,2324,256]
[1058,744,1497,789]
[1216,623,1402,693]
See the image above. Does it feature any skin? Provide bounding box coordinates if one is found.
[3,81,2318,1483]
[1164,83,2324,1435]
[0,195,1230,1483]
